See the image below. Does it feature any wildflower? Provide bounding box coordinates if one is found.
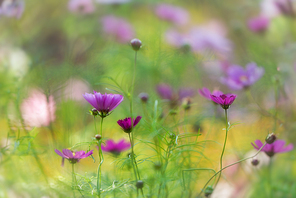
[130,38,142,51]
[83,91,124,118]
[101,15,135,43]
[251,139,293,157]
[198,87,223,101]
[101,139,130,156]
[210,93,236,110]
[247,16,270,33]
[68,0,95,15]
[21,89,56,127]
[221,62,264,90]
[275,0,295,17]
[117,116,142,133]
[55,149,93,166]
[0,0,24,18]
[156,84,194,108]
[155,4,189,25]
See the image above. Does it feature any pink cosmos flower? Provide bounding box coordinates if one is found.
[210,92,236,110]
[117,116,142,133]
[21,89,56,127]
[83,91,124,117]
[198,87,223,101]
[55,149,93,166]
[0,0,24,19]
[251,139,293,157]
[155,3,189,25]
[248,16,270,33]
[101,139,130,156]
[221,62,264,90]
[68,0,95,15]
[101,15,135,43]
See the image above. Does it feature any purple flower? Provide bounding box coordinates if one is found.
[221,62,264,90]
[248,16,270,33]
[157,84,195,109]
[101,15,135,43]
[198,87,223,100]
[117,116,142,133]
[83,91,124,117]
[155,4,189,25]
[68,0,95,15]
[0,0,24,19]
[101,139,130,156]
[210,93,236,109]
[251,139,293,157]
[55,149,93,166]
[275,0,295,17]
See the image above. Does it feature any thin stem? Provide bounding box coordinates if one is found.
[97,117,104,198]
[72,164,76,198]
[215,109,228,186]
[128,133,138,181]
[198,142,267,197]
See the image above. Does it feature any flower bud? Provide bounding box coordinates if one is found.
[91,108,99,116]
[182,97,191,110]
[204,185,214,197]
[136,180,144,189]
[169,133,176,140]
[138,92,149,103]
[251,159,259,166]
[130,38,142,51]
[154,162,162,170]
[266,133,276,144]
[95,134,102,141]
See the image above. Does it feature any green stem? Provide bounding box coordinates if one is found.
[128,133,139,181]
[97,117,104,198]
[215,109,228,186]
[72,163,76,198]
[198,142,267,197]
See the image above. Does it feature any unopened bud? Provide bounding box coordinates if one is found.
[136,180,144,189]
[91,108,99,116]
[95,134,102,141]
[204,186,214,197]
[139,92,149,103]
[266,133,276,144]
[154,162,162,170]
[251,159,259,166]
[131,38,142,51]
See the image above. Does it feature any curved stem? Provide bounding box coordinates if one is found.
[198,142,267,197]
[215,109,228,186]
[72,164,76,198]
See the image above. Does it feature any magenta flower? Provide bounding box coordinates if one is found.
[68,0,95,15]
[210,93,236,110]
[101,139,130,156]
[198,87,223,101]
[0,0,24,19]
[101,15,135,43]
[83,91,124,117]
[155,3,189,25]
[21,89,56,127]
[251,139,293,157]
[55,149,93,166]
[221,62,264,90]
[248,16,270,33]
[117,116,142,133]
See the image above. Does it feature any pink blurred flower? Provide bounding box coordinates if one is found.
[164,21,232,58]
[21,89,56,127]
[62,78,91,102]
[96,0,130,4]
[248,16,270,33]
[101,15,135,43]
[68,0,95,15]
[0,0,24,19]
[155,3,189,25]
